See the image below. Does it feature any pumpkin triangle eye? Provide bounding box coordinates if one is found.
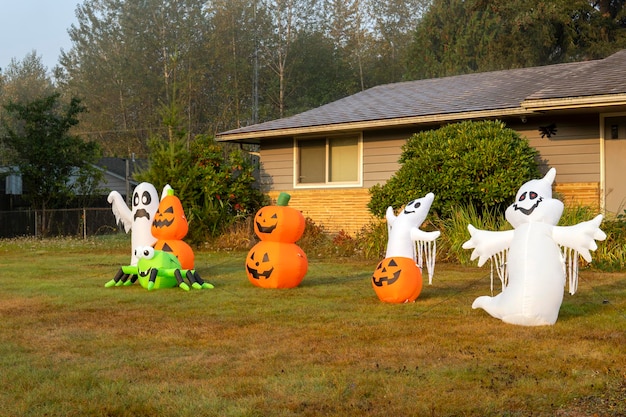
[271,214,277,219]
[165,206,174,213]
[262,253,270,262]
[388,259,398,267]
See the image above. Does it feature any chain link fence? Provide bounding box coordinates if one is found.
[0,208,119,238]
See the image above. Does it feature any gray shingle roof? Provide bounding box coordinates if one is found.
[217,50,626,140]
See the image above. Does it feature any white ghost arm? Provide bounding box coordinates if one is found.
[107,191,133,233]
[410,228,440,242]
[462,225,514,267]
[552,215,606,262]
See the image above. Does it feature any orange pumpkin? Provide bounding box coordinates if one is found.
[152,190,189,241]
[254,193,305,243]
[371,257,422,303]
[154,239,195,270]
[246,241,308,288]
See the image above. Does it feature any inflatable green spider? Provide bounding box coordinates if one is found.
[105,246,213,291]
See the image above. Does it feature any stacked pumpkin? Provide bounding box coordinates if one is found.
[245,192,308,288]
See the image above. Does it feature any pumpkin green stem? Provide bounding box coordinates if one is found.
[277,192,291,206]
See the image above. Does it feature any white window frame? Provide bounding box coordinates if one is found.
[293,133,363,188]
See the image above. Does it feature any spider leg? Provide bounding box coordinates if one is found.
[147,268,159,291]
[175,269,190,291]
[187,270,214,289]
[105,268,128,288]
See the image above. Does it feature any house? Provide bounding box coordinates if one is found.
[216,50,626,235]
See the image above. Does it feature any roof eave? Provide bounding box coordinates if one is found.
[216,108,530,142]
[522,94,626,111]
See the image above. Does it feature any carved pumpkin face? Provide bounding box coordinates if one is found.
[372,257,422,303]
[152,194,189,240]
[254,197,305,243]
[246,241,308,288]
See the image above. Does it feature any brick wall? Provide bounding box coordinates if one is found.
[554,182,600,210]
[268,188,376,236]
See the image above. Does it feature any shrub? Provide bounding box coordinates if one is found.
[368,120,540,218]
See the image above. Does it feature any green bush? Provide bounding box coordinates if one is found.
[368,120,540,218]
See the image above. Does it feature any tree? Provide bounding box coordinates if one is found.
[405,0,626,80]
[1,93,103,235]
[368,121,540,218]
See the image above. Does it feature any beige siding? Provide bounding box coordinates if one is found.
[363,134,404,187]
[511,114,601,183]
[259,139,293,192]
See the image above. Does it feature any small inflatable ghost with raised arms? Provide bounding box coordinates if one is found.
[462,168,606,326]
[108,182,160,266]
[372,193,440,303]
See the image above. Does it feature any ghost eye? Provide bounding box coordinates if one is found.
[133,192,139,206]
[519,192,527,201]
[529,192,538,200]
[142,191,152,205]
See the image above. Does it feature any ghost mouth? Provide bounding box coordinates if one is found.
[403,202,421,215]
[514,197,543,216]
[134,208,150,220]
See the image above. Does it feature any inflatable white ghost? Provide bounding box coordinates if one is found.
[462,168,606,326]
[385,192,440,282]
[108,182,160,265]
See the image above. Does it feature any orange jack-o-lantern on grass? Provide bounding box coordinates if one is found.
[246,241,308,288]
[152,190,189,241]
[371,256,422,303]
[254,193,305,243]
[246,192,308,288]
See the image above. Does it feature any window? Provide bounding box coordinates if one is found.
[296,134,361,186]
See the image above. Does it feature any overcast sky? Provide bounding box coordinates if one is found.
[0,0,79,72]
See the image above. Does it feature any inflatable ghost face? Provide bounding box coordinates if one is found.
[108,182,160,265]
[463,168,606,326]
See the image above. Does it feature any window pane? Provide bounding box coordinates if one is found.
[329,136,358,182]
[299,139,325,183]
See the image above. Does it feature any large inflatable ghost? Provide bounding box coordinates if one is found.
[108,182,160,265]
[462,168,606,326]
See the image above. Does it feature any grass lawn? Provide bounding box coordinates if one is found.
[0,236,624,416]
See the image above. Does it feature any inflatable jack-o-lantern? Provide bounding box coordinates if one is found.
[152,190,189,241]
[246,192,308,288]
[254,193,305,243]
[246,241,308,288]
[151,188,194,270]
[372,256,422,303]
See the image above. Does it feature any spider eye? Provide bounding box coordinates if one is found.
[143,247,155,259]
[135,246,155,259]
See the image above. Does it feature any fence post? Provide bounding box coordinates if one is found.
[83,208,87,240]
